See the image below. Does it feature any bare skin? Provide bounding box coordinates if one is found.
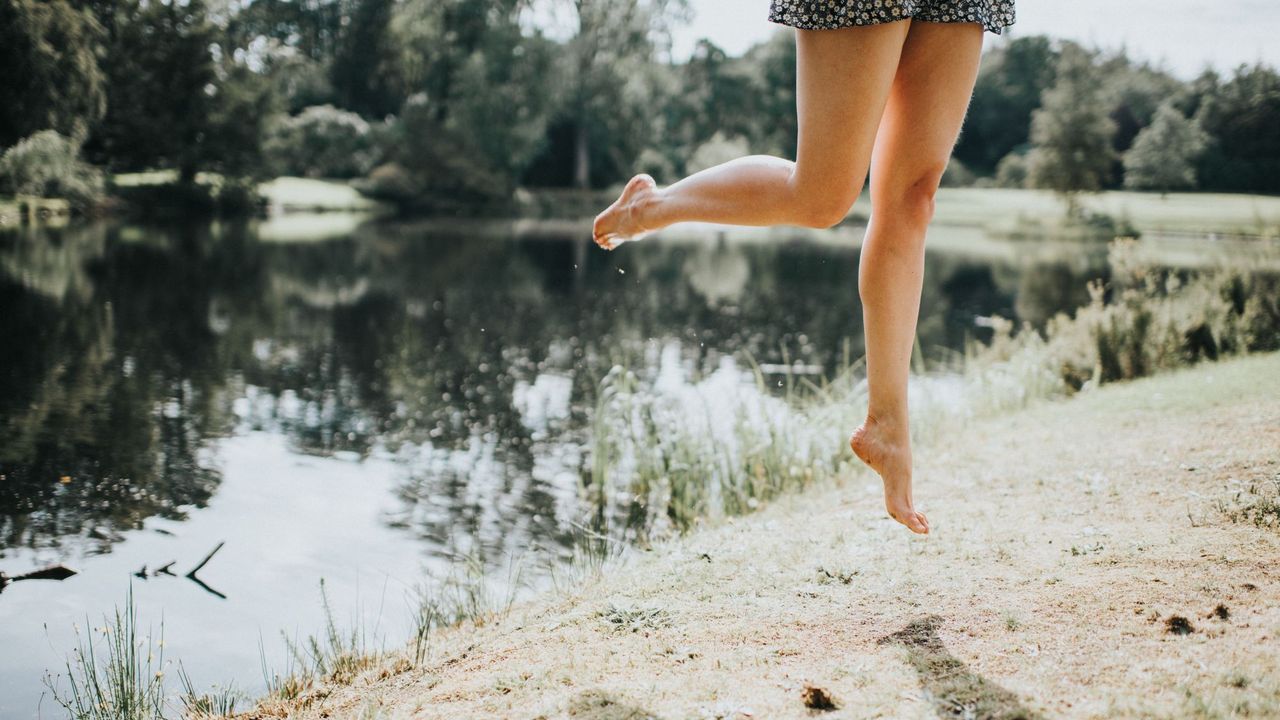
[852,22,985,534]
[593,20,985,534]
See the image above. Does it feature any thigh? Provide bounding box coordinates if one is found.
[868,21,985,201]
[793,21,912,201]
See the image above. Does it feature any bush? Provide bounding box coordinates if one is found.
[994,151,1029,188]
[264,105,383,179]
[686,132,750,175]
[110,176,265,219]
[356,162,417,204]
[940,157,976,188]
[976,239,1280,389]
[381,93,512,210]
[0,130,103,209]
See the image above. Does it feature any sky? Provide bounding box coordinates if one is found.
[671,0,1280,78]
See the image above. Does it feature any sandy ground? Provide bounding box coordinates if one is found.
[250,353,1280,720]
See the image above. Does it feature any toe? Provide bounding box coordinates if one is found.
[889,504,929,534]
[906,513,928,534]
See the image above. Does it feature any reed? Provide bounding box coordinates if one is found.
[45,586,167,720]
[587,239,1280,540]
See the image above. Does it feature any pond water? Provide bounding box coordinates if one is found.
[0,216,1185,717]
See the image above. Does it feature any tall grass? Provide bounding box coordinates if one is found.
[588,239,1280,539]
[256,578,386,704]
[408,554,522,667]
[46,588,247,720]
[45,587,167,720]
[975,239,1280,389]
[176,663,241,719]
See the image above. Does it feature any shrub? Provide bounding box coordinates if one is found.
[264,105,382,179]
[383,93,512,209]
[978,239,1280,388]
[686,132,751,175]
[994,151,1029,188]
[940,157,976,188]
[0,130,103,209]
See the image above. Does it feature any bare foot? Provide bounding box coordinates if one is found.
[593,174,658,250]
[850,416,929,534]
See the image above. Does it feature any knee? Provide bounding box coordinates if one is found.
[886,165,946,229]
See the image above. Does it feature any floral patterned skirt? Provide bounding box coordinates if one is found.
[768,0,1016,35]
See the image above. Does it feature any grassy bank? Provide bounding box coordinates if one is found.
[581,243,1279,541]
[6,182,1279,239]
[221,250,1280,718]
[43,246,1280,719]
[0,196,21,226]
[888,188,1280,238]
[258,177,387,214]
[243,352,1280,720]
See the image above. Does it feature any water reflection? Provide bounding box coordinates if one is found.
[0,217,1129,718]
[0,220,1125,559]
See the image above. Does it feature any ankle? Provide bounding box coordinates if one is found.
[862,412,909,440]
[631,188,662,231]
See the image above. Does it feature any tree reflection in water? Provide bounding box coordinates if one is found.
[2,218,1120,568]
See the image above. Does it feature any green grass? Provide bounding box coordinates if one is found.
[259,177,385,212]
[0,195,19,225]
[847,187,1280,238]
[45,587,168,720]
[268,579,385,700]
[408,554,525,667]
[111,170,182,187]
[109,173,388,217]
[1216,474,1280,530]
[176,663,243,719]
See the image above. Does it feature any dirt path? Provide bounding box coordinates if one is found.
[260,354,1280,719]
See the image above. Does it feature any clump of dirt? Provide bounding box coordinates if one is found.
[566,690,659,720]
[816,566,858,585]
[1165,615,1195,635]
[1210,604,1231,620]
[800,682,838,711]
[599,603,672,634]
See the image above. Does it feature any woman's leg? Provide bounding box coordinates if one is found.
[849,21,985,534]
[592,21,910,249]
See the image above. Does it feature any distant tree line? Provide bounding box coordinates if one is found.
[1,0,1278,213]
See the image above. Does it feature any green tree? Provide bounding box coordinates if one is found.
[202,61,278,180]
[224,0,345,64]
[0,0,106,148]
[665,41,756,156]
[559,0,689,188]
[86,0,218,181]
[1027,44,1117,213]
[1193,65,1280,194]
[84,0,274,184]
[993,151,1028,188]
[331,0,404,118]
[954,36,1058,175]
[265,105,379,179]
[743,30,798,160]
[222,0,343,113]
[0,130,103,208]
[388,0,558,201]
[1097,53,1183,185]
[1123,101,1208,194]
